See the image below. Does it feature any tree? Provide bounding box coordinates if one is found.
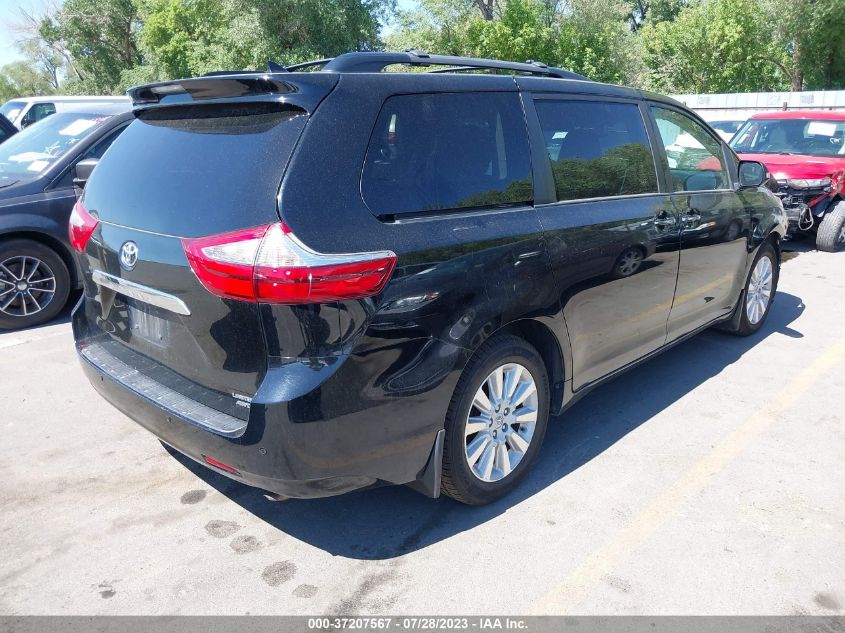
[30,0,143,94]
[640,0,786,93]
[465,0,557,65]
[557,0,640,83]
[627,0,688,30]
[389,0,640,84]
[138,0,393,80]
[386,0,479,55]
[763,0,845,91]
[0,61,57,102]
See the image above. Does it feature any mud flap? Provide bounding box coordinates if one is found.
[716,287,746,332]
[406,429,445,499]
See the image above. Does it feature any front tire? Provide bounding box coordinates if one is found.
[721,242,779,337]
[816,200,845,252]
[0,239,70,330]
[441,335,550,505]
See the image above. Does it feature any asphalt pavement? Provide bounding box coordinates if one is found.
[1,238,843,615]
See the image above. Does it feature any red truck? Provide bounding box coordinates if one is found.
[730,110,845,251]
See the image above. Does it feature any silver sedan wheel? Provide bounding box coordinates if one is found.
[617,248,644,277]
[0,255,57,318]
[745,255,773,325]
[464,363,538,483]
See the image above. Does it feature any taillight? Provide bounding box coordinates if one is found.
[68,199,99,252]
[182,222,397,304]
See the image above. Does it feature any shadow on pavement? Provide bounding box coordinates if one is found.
[0,290,80,339]
[167,291,805,560]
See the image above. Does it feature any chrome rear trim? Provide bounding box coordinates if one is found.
[80,341,247,438]
[92,270,191,316]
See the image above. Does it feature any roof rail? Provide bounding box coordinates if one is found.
[317,50,587,80]
[200,51,587,80]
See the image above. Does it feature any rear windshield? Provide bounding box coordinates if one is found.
[83,103,307,238]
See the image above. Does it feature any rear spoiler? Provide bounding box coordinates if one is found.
[127,73,338,114]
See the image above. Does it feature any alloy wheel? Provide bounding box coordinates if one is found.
[745,255,773,325]
[464,363,538,483]
[0,255,57,318]
[617,248,644,277]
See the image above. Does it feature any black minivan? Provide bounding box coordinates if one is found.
[72,52,787,505]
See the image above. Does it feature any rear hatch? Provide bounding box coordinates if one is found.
[75,75,337,429]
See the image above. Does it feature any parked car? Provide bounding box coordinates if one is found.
[0,113,16,145]
[71,52,786,505]
[0,103,132,330]
[730,110,845,251]
[707,118,747,142]
[0,95,131,130]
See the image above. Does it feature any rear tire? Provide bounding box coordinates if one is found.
[0,239,70,330]
[440,335,550,505]
[721,242,778,337]
[816,200,845,252]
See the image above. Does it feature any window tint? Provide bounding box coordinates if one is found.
[362,92,532,216]
[652,107,729,192]
[535,100,657,202]
[26,103,56,125]
[83,125,126,160]
[83,103,307,237]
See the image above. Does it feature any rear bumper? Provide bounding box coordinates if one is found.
[73,303,452,499]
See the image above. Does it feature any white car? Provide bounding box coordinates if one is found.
[0,95,131,130]
[708,118,747,142]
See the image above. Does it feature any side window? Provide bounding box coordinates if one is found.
[52,125,127,189]
[652,107,729,192]
[361,92,532,216]
[534,100,658,202]
[28,103,56,124]
[82,125,127,160]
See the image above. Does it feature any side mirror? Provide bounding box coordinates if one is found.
[73,158,99,188]
[738,161,766,188]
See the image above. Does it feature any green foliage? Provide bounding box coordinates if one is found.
[465,0,557,66]
[390,0,640,85]
[641,0,845,92]
[386,0,479,55]
[0,62,57,103]
[763,0,845,90]
[3,0,845,100]
[641,0,786,92]
[556,0,639,84]
[49,0,143,93]
[138,0,392,80]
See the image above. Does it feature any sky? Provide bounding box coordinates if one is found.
[0,0,50,67]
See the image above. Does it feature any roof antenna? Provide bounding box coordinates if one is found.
[267,60,287,73]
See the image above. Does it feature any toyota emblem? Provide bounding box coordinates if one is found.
[119,241,139,271]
